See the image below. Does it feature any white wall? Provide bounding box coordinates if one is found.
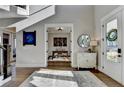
[122,9,124,85]
[0,18,24,27]
[48,33,71,56]
[29,5,48,15]
[0,5,10,11]
[94,5,119,70]
[94,5,119,39]
[1,5,119,68]
[16,5,95,67]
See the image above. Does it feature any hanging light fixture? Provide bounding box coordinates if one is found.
[57,27,63,31]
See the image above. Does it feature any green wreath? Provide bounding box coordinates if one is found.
[107,29,117,41]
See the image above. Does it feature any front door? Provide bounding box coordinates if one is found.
[102,12,122,83]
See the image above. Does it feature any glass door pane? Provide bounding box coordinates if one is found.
[106,19,118,62]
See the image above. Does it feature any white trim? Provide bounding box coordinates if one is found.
[17,5,29,16]
[122,9,124,85]
[0,5,10,11]
[44,23,74,67]
[0,76,11,86]
[101,5,124,22]
[0,75,3,81]
[16,63,45,67]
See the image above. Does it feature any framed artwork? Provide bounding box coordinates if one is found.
[54,38,59,46]
[63,38,67,46]
[54,37,67,47]
[23,31,36,46]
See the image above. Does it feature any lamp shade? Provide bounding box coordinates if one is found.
[90,40,97,46]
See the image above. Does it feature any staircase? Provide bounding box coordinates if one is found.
[8,5,55,32]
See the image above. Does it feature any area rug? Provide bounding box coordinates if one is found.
[19,69,107,87]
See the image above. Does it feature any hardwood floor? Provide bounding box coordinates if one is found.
[2,67,123,87]
[48,61,71,67]
[48,61,72,70]
[2,67,40,87]
[93,71,123,87]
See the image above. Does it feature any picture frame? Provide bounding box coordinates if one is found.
[23,31,36,46]
[54,37,67,47]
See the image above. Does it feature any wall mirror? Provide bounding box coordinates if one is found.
[77,34,90,48]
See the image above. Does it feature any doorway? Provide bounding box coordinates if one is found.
[0,27,16,86]
[101,10,122,83]
[45,24,73,68]
[3,33,11,79]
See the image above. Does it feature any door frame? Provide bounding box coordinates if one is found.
[0,27,15,86]
[100,6,124,85]
[0,28,12,72]
[44,23,74,67]
[2,28,15,62]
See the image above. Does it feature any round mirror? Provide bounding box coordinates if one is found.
[77,34,90,48]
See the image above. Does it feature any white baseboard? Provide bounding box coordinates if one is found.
[0,75,3,81]
[16,63,46,67]
[98,66,103,72]
[0,76,11,86]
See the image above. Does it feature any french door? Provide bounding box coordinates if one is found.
[102,11,122,83]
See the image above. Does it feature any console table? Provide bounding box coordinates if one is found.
[77,53,96,70]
